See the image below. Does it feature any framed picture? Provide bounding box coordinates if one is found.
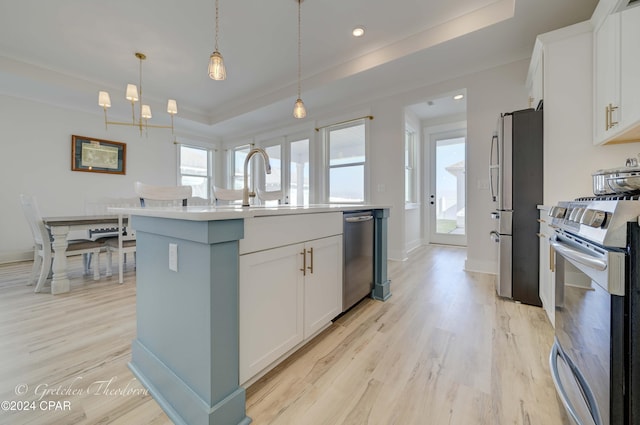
[71,135,126,175]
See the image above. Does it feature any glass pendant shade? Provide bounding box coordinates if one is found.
[167,99,178,115]
[293,98,307,119]
[98,91,111,108]
[125,84,139,102]
[141,104,152,119]
[208,51,226,80]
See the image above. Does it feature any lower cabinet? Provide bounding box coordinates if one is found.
[538,208,555,326]
[239,235,342,384]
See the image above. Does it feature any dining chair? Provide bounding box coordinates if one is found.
[213,185,243,205]
[256,188,284,205]
[134,181,192,207]
[86,197,139,284]
[19,194,106,293]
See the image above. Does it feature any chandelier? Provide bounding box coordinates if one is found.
[98,52,178,136]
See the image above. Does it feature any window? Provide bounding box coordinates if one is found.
[405,128,418,204]
[327,121,366,203]
[289,138,309,205]
[178,145,212,198]
[232,145,251,190]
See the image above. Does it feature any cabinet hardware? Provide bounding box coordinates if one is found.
[307,247,314,274]
[609,103,619,128]
[537,232,546,238]
[300,249,306,276]
[606,104,610,130]
[549,245,555,272]
[537,218,545,224]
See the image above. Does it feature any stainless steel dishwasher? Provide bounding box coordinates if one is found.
[343,211,374,312]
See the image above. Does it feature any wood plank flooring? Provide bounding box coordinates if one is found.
[0,245,568,425]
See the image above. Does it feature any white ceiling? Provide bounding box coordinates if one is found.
[0,0,597,139]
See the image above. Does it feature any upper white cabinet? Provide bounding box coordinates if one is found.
[593,12,620,143]
[593,6,640,144]
[526,43,543,110]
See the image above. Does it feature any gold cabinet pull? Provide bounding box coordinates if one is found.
[307,247,314,274]
[609,103,619,128]
[549,245,555,273]
[536,232,546,238]
[606,104,610,130]
[300,249,306,276]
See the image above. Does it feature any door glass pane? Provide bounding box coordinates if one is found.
[265,145,281,192]
[435,137,465,235]
[290,139,309,205]
[329,165,364,203]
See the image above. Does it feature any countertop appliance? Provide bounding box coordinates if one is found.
[548,195,640,425]
[343,211,374,312]
[489,108,543,306]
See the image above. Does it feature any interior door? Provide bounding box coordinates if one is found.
[427,130,467,246]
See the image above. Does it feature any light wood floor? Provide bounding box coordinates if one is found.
[0,246,568,425]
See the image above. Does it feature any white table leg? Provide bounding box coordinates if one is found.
[50,225,71,294]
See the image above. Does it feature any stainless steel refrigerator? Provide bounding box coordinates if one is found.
[489,108,543,306]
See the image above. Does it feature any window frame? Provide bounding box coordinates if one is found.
[405,126,419,205]
[177,143,214,199]
[323,118,369,204]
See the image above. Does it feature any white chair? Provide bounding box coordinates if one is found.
[256,188,283,205]
[20,194,106,293]
[86,197,139,284]
[213,186,243,205]
[134,181,192,207]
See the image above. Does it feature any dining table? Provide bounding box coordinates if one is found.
[41,215,127,294]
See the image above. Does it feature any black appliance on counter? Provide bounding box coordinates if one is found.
[548,196,640,424]
[489,108,543,306]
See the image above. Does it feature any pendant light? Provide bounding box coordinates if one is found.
[208,0,226,80]
[293,0,306,119]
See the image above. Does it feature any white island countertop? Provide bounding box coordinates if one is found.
[110,203,390,221]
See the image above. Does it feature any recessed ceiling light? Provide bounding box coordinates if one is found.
[453,94,464,100]
[352,26,365,37]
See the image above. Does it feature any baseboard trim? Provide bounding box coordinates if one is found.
[0,250,33,265]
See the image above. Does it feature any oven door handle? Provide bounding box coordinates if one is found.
[549,240,607,272]
[550,341,604,425]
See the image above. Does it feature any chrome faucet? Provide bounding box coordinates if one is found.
[243,147,271,206]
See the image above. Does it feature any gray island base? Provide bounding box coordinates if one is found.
[124,206,390,425]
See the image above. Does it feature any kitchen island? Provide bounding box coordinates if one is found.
[114,204,390,425]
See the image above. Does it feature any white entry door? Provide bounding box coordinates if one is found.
[427,130,467,246]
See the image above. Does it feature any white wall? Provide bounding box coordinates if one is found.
[0,95,217,262]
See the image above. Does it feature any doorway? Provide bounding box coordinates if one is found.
[427,129,467,246]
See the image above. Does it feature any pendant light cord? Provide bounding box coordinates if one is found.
[297,0,301,99]
[215,0,220,52]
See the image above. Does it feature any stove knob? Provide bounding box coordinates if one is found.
[580,209,607,228]
[569,207,584,222]
[548,206,567,218]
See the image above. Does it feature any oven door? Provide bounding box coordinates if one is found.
[549,232,626,425]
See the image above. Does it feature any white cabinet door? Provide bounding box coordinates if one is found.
[538,210,555,326]
[620,5,640,131]
[303,235,343,339]
[594,13,621,144]
[239,243,304,384]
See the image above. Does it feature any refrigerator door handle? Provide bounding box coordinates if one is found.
[489,132,499,202]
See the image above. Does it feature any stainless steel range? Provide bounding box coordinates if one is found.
[548,195,640,425]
